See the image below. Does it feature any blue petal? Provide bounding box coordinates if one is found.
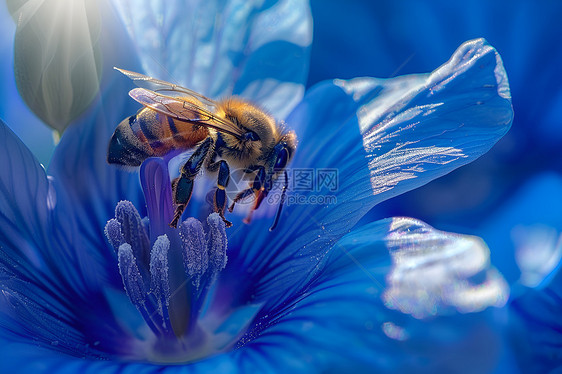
[0,119,97,289]
[0,119,51,262]
[477,172,562,286]
[228,38,513,311]
[0,120,127,358]
[111,0,311,119]
[510,264,562,372]
[235,218,510,372]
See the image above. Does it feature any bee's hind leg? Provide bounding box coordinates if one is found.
[208,160,232,228]
[169,137,213,228]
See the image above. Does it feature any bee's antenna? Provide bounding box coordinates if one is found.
[269,171,288,231]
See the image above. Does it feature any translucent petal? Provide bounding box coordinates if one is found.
[0,4,54,165]
[234,218,509,372]
[111,0,311,119]
[228,38,513,310]
[7,0,102,133]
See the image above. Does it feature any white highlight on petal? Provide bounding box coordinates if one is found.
[335,39,512,199]
[382,217,509,319]
[366,143,466,196]
[381,321,408,341]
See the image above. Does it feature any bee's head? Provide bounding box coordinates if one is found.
[269,130,297,176]
[260,130,296,231]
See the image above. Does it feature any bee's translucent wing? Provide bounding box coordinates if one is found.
[115,67,219,109]
[128,87,245,139]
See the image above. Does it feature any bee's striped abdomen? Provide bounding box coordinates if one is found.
[108,107,208,167]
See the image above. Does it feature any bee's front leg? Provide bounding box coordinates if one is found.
[208,159,232,228]
[170,137,213,228]
[228,166,267,224]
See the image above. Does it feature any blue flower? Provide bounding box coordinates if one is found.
[0,0,514,372]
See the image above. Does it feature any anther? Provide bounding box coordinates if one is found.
[104,218,124,252]
[150,235,172,333]
[115,201,151,267]
[179,218,208,289]
[118,243,161,336]
[118,244,146,307]
[150,235,171,307]
[206,213,228,277]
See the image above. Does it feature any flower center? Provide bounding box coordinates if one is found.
[104,158,257,363]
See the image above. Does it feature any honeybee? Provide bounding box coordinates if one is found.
[108,68,296,230]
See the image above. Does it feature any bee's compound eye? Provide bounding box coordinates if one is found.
[274,147,289,170]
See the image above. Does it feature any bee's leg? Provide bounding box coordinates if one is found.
[169,137,213,228]
[227,189,255,212]
[228,166,267,224]
[207,160,232,228]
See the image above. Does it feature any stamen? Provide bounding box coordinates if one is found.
[150,235,172,333]
[104,218,124,252]
[118,243,160,336]
[115,201,151,267]
[206,213,228,278]
[179,218,208,289]
[107,159,235,358]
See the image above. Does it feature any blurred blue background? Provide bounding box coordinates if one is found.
[307,0,562,285]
